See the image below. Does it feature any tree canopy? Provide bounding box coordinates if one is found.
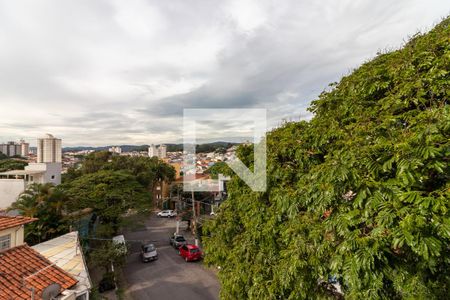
[0,159,28,172]
[9,183,69,245]
[206,162,233,179]
[203,18,449,299]
[63,170,150,233]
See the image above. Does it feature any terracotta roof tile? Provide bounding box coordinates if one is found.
[0,244,78,300]
[0,216,37,231]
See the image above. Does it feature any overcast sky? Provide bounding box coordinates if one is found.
[0,0,448,146]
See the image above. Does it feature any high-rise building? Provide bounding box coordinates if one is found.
[148,144,158,158]
[0,140,29,157]
[148,144,167,159]
[159,144,167,158]
[37,134,62,163]
[108,146,122,154]
[19,140,29,157]
[7,142,16,157]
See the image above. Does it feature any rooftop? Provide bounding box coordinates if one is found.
[32,231,92,294]
[0,170,45,176]
[0,244,78,299]
[0,215,37,231]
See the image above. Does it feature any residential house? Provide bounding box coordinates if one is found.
[0,215,91,299]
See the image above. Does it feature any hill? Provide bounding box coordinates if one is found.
[204,18,450,299]
[63,141,238,153]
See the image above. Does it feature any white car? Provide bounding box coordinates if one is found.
[157,210,177,218]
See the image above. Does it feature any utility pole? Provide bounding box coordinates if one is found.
[192,187,199,246]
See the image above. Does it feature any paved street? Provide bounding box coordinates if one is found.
[123,214,220,300]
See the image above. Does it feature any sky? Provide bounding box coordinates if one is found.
[0,0,448,146]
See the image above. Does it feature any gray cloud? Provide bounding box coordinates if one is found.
[0,0,448,146]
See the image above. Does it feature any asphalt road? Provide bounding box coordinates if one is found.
[123,214,220,300]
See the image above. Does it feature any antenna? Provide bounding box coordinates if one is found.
[41,283,61,300]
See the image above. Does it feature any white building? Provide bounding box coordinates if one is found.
[148,144,158,158]
[159,144,167,158]
[0,134,62,210]
[0,140,29,157]
[108,146,122,154]
[20,140,29,157]
[148,144,167,159]
[37,133,62,163]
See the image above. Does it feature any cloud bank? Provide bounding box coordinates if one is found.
[0,0,448,146]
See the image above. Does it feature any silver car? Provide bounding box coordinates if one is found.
[141,243,158,262]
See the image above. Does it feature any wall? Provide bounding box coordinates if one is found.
[0,179,25,210]
[0,226,25,248]
[25,163,62,185]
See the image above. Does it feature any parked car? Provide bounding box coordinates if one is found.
[140,243,158,262]
[157,210,177,218]
[169,234,187,248]
[178,244,202,262]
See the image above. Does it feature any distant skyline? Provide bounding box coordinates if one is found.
[0,0,449,146]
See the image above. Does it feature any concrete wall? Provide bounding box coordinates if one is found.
[25,162,62,185]
[0,226,25,248]
[0,179,25,210]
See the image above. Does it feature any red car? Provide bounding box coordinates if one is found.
[178,244,202,262]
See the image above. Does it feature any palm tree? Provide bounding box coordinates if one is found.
[9,183,55,216]
[8,183,69,244]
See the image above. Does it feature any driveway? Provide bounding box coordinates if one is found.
[123,214,220,300]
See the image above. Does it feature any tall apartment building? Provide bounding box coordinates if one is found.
[108,146,122,154]
[0,140,30,157]
[159,144,167,158]
[37,134,62,163]
[148,144,158,158]
[148,144,167,158]
[19,140,29,157]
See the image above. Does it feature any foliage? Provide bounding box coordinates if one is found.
[89,240,128,273]
[63,170,150,234]
[203,18,450,299]
[0,152,8,160]
[9,183,69,245]
[206,162,233,179]
[75,151,175,188]
[62,166,82,183]
[0,159,28,172]
[103,155,175,188]
[81,151,112,174]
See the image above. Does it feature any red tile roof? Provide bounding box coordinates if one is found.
[0,244,78,299]
[0,216,37,231]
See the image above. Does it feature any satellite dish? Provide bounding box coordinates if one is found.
[42,283,61,300]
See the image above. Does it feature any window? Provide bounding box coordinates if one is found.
[0,234,11,250]
[51,175,55,179]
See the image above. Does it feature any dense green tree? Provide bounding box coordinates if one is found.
[0,159,28,172]
[206,162,233,179]
[63,170,151,234]
[9,183,69,244]
[81,151,111,174]
[62,166,83,183]
[203,18,449,299]
[89,240,127,273]
[104,155,175,189]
